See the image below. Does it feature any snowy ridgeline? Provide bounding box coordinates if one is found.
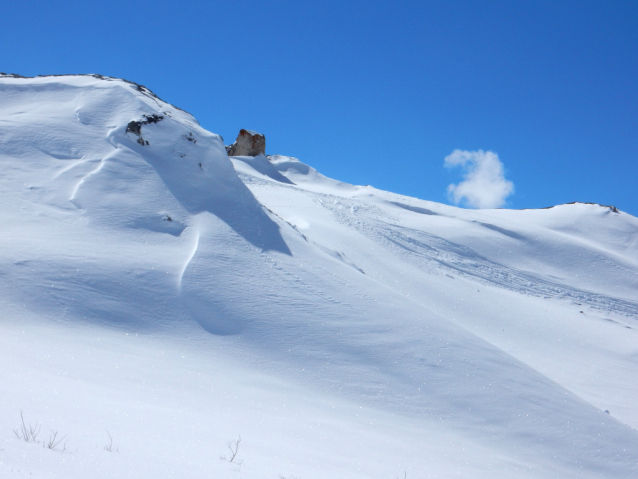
[1,73,638,478]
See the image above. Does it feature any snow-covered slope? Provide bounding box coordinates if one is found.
[1,74,637,478]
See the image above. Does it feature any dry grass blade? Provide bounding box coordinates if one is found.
[104,430,118,452]
[45,430,68,451]
[13,411,40,443]
[227,435,241,462]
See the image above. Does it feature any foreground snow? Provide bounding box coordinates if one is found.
[1,74,637,478]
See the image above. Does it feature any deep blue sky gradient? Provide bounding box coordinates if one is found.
[2,0,636,213]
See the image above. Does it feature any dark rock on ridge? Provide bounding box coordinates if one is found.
[126,114,164,146]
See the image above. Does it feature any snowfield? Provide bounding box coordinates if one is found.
[1,74,637,478]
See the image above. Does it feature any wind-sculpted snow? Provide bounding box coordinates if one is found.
[332,201,638,319]
[239,170,638,319]
[2,75,638,479]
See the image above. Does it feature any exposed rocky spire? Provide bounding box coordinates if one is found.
[226,129,266,156]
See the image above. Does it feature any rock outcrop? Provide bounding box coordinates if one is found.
[126,114,164,146]
[226,129,265,156]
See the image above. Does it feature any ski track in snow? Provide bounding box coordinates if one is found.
[240,172,638,320]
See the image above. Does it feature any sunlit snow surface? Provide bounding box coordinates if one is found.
[1,74,637,478]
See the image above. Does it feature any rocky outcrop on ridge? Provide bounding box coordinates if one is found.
[126,114,164,146]
[226,129,266,156]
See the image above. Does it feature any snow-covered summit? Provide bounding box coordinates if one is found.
[0,73,290,326]
[1,74,638,479]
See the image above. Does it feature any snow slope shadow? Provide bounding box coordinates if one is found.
[127,124,292,256]
[123,127,294,335]
[231,154,295,185]
[390,201,439,216]
[176,216,280,336]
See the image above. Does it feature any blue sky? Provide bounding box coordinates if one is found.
[2,0,636,213]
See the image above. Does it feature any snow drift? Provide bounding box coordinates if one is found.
[1,74,637,478]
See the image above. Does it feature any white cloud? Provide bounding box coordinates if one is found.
[444,149,514,209]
